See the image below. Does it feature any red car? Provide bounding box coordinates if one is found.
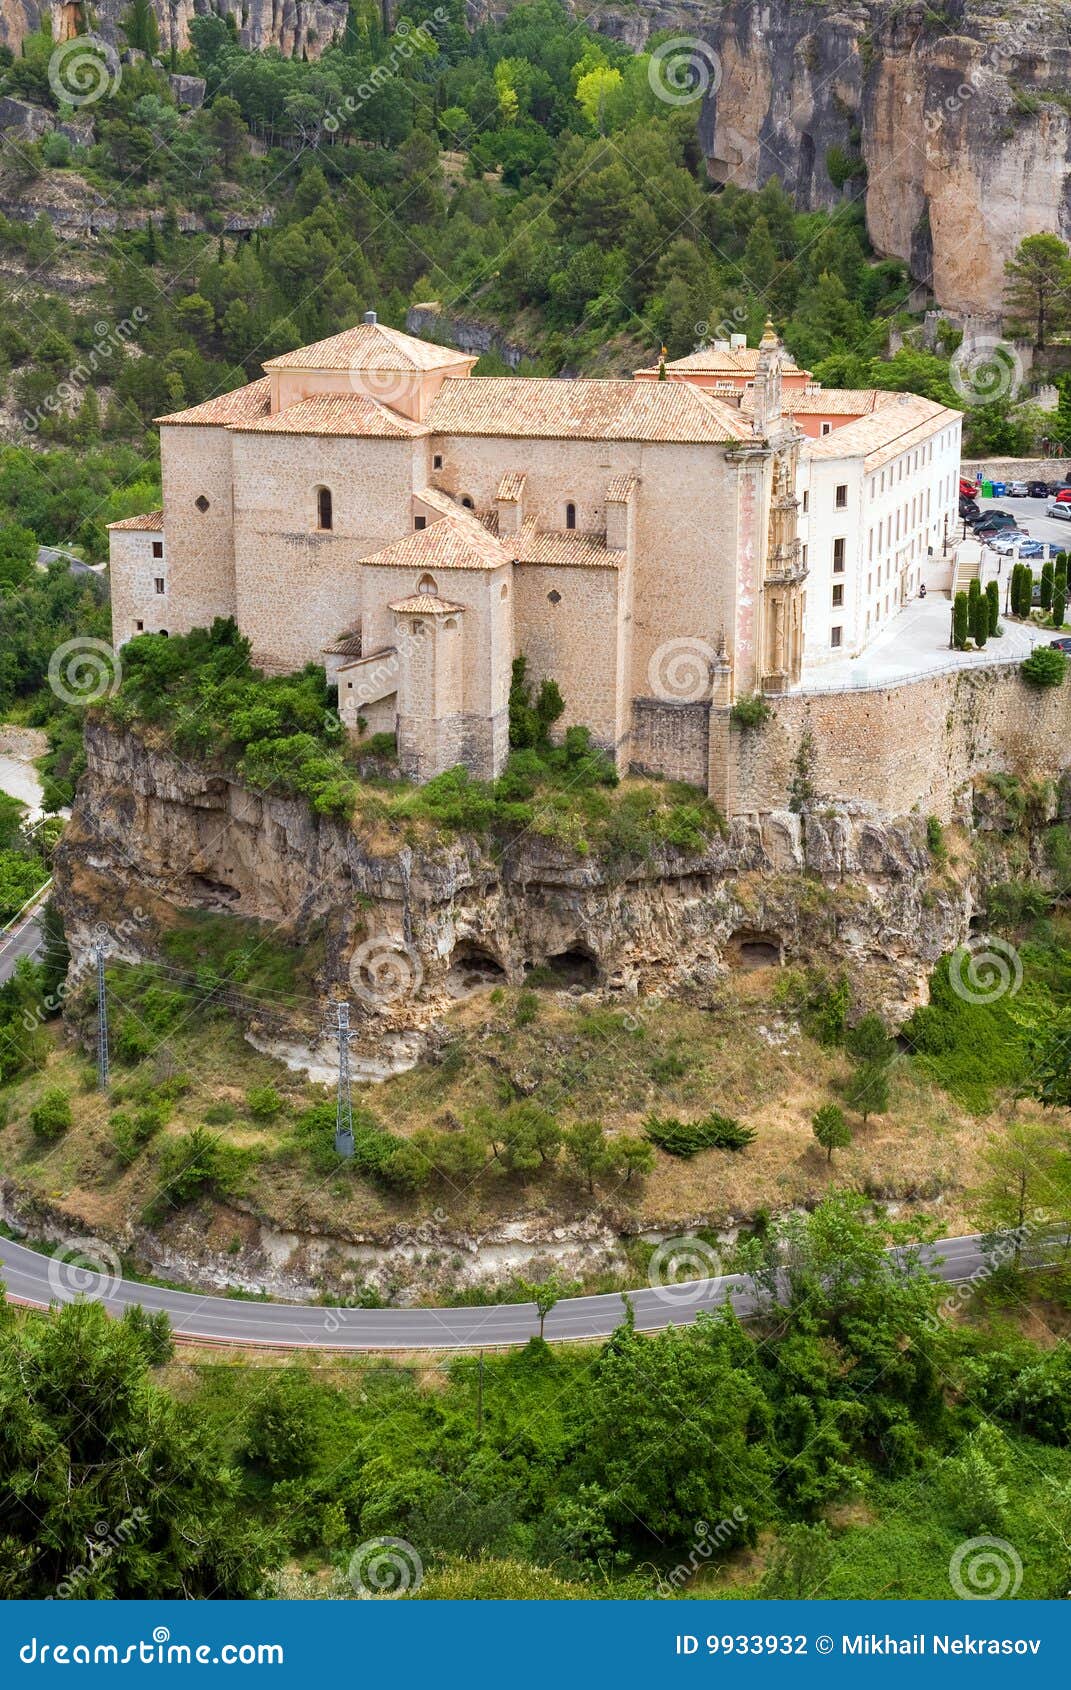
[959,477,979,499]
[1053,488,1071,504]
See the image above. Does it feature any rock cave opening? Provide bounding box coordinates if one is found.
[725,930,783,971]
[445,944,507,997]
[532,947,599,987]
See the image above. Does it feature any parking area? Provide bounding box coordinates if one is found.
[804,593,1054,690]
[967,494,1071,555]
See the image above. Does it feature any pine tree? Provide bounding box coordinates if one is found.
[812,1103,851,1163]
[1003,233,1071,348]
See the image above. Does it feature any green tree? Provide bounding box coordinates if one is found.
[1041,561,1054,612]
[971,1113,1071,1264]
[986,579,1000,635]
[0,1295,271,1596]
[564,1119,615,1193]
[812,1102,851,1163]
[29,1086,71,1142]
[514,1270,580,1338]
[953,590,970,649]
[845,1060,889,1123]
[1003,233,1071,348]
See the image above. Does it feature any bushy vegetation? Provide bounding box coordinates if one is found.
[644,1111,755,1156]
[101,619,724,857]
[31,1197,1064,1601]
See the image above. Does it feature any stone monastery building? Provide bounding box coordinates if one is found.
[109,313,962,795]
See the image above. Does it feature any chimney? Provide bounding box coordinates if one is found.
[363,310,377,325]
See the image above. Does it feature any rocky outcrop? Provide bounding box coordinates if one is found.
[495,0,1071,317]
[0,0,347,58]
[51,720,1063,1083]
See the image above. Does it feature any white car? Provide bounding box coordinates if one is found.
[1046,499,1071,520]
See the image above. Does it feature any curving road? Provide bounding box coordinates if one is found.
[0,1232,996,1351]
[0,902,46,984]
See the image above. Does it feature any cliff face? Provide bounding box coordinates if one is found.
[1,0,347,58]
[546,0,1071,317]
[50,721,1060,1079]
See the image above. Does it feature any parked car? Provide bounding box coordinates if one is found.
[1028,480,1053,498]
[959,477,979,500]
[1046,499,1071,521]
[971,510,1019,533]
[1006,480,1030,496]
[959,497,980,520]
[1049,637,1071,653]
[1051,487,1071,503]
[990,535,1044,557]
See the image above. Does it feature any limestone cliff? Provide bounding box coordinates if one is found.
[519,0,1071,317]
[1,0,348,59]
[50,720,1066,1081]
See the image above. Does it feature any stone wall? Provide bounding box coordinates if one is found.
[722,663,1071,820]
[630,698,710,788]
[962,458,1071,481]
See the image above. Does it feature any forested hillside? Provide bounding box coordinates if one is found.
[2,0,1067,571]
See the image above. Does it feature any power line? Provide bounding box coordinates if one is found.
[95,941,109,1091]
[334,1001,355,1159]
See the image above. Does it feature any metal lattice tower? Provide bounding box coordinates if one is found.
[334,1001,355,1158]
[95,942,109,1090]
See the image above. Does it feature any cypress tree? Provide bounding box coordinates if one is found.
[1055,586,1067,629]
[953,591,970,649]
[971,591,988,647]
[1041,561,1054,612]
[986,579,1000,635]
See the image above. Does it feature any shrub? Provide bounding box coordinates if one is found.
[29,1086,71,1142]
[1021,647,1067,687]
[644,1112,755,1157]
[111,1105,165,1166]
[926,815,946,859]
[730,693,772,729]
[146,1126,250,1219]
[245,1083,283,1121]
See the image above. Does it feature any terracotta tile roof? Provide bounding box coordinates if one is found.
[636,344,805,377]
[323,631,363,657]
[429,377,752,444]
[156,377,271,427]
[512,522,625,570]
[107,509,164,531]
[742,387,879,418]
[389,593,465,615]
[262,321,476,374]
[365,501,513,573]
[803,392,961,469]
[605,472,639,503]
[496,471,527,502]
[234,394,429,438]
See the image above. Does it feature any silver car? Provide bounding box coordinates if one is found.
[1046,499,1071,521]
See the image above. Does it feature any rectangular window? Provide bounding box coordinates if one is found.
[833,537,845,572]
[154,577,165,594]
[151,540,163,559]
[835,483,848,509]
[820,421,832,436]
[832,583,844,607]
[802,490,809,513]
[831,625,843,648]
[433,453,443,470]
[414,515,427,530]
[801,543,808,567]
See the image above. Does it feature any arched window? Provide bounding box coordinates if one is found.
[565,502,576,530]
[316,486,333,530]
[460,495,475,510]
[417,573,438,596]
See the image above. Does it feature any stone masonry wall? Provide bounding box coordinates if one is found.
[724,664,1071,820]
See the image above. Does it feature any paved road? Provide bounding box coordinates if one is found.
[0,903,45,984]
[0,1231,994,1351]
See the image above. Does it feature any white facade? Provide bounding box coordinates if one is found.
[798,398,962,670]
